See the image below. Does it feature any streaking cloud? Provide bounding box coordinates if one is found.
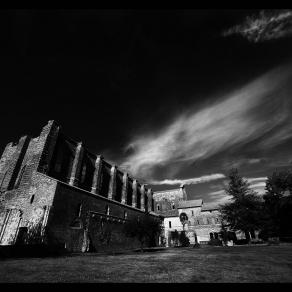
[149,173,225,186]
[121,65,292,179]
[207,176,268,205]
[245,177,267,183]
[223,10,292,42]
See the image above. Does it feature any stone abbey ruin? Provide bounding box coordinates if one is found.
[0,121,233,253]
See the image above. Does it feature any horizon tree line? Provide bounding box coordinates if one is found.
[219,168,292,243]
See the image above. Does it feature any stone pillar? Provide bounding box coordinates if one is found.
[41,206,51,239]
[121,172,128,204]
[5,136,31,190]
[132,179,137,208]
[141,184,145,211]
[147,188,153,212]
[108,165,117,200]
[180,184,187,201]
[37,120,60,174]
[69,142,84,186]
[91,155,103,194]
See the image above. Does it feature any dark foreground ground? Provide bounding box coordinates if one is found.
[0,244,292,282]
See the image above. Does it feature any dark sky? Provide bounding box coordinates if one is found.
[1,9,292,204]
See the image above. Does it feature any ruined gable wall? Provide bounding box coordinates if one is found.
[0,172,57,245]
[0,121,60,245]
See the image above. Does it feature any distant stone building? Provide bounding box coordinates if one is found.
[153,186,224,246]
[0,121,162,252]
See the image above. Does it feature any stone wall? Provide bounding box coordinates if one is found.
[0,172,57,245]
[47,180,160,252]
[0,121,59,245]
[0,120,162,251]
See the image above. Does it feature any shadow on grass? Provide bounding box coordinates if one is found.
[134,247,167,253]
[0,244,68,260]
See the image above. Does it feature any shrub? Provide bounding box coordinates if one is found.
[268,237,280,245]
[234,239,249,245]
[179,231,190,247]
[208,238,222,246]
[123,216,162,250]
[193,243,201,248]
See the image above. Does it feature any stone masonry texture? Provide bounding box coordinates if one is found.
[0,121,162,252]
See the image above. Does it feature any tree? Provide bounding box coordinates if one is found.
[220,220,229,246]
[171,229,179,246]
[179,212,188,231]
[220,168,263,242]
[123,215,162,251]
[179,231,190,247]
[260,170,292,240]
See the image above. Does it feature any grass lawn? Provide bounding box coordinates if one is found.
[0,244,292,282]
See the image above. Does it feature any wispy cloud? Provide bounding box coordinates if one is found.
[149,173,225,186]
[250,183,267,195]
[223,157,265,169]
[121,65,292,179]
[208,189,230,205]
[223,10,292,42]
[247,158,262,164]
[207,177,267,204]
[257,126,292,149]
[245,177,267,195]
[245,177,267,183]
[250,182,266,188]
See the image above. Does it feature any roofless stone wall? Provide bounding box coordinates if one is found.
[0,121,161,251]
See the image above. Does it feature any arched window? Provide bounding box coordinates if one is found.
[124,211,127,219]
[157,205,160,211]
[172,203,175,210]
[15,165,26,189]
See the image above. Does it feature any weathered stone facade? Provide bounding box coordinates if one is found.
[153,187,223,246]
[0,121,162,252]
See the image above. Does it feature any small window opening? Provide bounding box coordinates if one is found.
[77,203,82,217]
[105,205,110,215]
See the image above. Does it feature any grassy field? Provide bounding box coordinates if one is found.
[0,244,292,282]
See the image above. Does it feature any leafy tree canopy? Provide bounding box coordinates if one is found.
[220,168,262,235]
[123,215,162,250]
